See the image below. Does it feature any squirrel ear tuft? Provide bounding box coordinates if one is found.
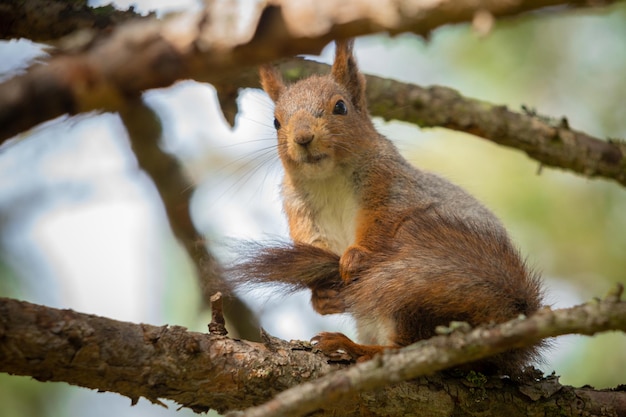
[332,39,367,112]
[259,64,285,102]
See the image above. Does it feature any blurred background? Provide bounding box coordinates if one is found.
[1,1,625,416]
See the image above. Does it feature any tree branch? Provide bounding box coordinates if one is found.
[0,0,620,143]
[1,287,625,417]
[270,60,626,186]
[0,296,331,413]
[117,99,261,341]
[117,100,221,296]
[231,285,626,417]
[3,2,625,416]
[211,58,625,187]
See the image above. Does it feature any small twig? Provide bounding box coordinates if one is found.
[208,292,227,335]
[605,282,624,303]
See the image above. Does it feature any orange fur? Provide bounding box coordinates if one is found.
[239,39,546,376]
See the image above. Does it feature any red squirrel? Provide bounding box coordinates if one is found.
[230,40,544,375]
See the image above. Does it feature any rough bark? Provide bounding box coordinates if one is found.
[1,290,625,417]
[0,296,325,413]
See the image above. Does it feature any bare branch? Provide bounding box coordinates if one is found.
[368,83,626,187]
[117,100,221,291]
[283,60,626,186]
[2,2,625,416]
[117,99,260,340]
[1,288,625,417]
[214,58,626,187]
[0,0,621,143]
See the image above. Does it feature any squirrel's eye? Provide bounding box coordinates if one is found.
[273,118,281,130]
[333,100,348,115]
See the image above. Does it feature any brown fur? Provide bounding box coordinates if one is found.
[229,39,545,376]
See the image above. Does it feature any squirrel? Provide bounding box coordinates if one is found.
[229,39,544,376]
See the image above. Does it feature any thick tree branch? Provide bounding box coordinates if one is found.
[1,288,625,416]
[0,296,327,413]
[0,0,621,143]
[2,2,625,416]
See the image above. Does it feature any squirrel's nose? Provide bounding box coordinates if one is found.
[294,134,314,146]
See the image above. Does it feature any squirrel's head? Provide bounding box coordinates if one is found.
[259,40,375,180]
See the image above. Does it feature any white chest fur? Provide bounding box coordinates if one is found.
[294,174,359,255]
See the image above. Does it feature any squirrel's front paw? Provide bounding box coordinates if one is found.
[339,246,370,283]
[311,332,358,362]
[311,332,379,362]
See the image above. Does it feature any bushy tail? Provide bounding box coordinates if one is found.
[225,241,341,291]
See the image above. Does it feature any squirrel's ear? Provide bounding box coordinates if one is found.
[259,64,285,102]
[332,39,367,112]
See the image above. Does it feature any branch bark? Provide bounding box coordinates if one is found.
[1,289,625,417]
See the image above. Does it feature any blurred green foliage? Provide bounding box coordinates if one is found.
[0,373,64,417]
[1,257,60,415]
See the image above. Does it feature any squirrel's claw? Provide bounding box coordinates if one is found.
[311,332,382,363]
